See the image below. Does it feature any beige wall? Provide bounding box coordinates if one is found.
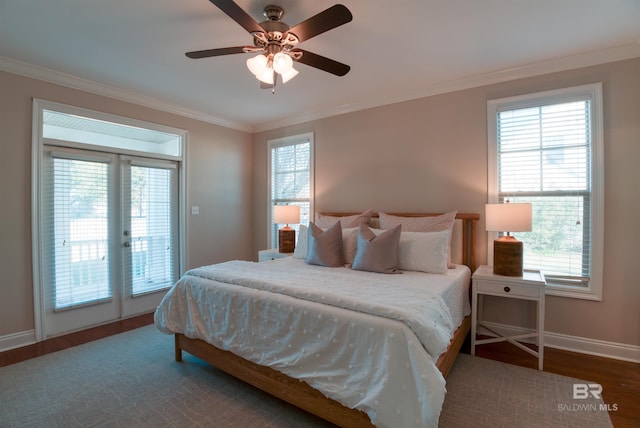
[253,58,640,348]
[0,71,254,337]
[2,57,638,350]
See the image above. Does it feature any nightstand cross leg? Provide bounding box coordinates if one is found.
[471,265,546,371]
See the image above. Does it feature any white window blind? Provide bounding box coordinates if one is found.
[123,162,178,296]
[44,153,112,310]
[493,90,601,293]
[269,136,312,246]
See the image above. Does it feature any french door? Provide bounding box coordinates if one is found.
[41,147,179,337]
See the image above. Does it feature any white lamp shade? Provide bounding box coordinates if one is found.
[272,52,293,74]
[274,205,300,225]
[485,203,532,232]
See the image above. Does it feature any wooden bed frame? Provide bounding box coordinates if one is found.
[174,212,479,427]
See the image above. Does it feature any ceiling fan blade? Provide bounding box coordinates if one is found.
[209,0,264,34]
[293,49,350,76]
[185,46,248,59]
[287,4,353,43]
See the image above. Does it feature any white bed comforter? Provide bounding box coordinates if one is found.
[155,258,470,428]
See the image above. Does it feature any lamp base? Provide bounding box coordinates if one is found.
[278,227,296,253]
[493,236,523,277]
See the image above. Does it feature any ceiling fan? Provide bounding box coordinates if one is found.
[185,0,353,91]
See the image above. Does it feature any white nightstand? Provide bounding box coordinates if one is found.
[258,248,293,262]
[471,265,546,370]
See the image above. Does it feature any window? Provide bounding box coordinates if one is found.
[267,133,313,248]
[487,83,604,300]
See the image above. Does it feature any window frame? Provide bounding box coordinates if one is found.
[266,132,314,249]
[32,99,188,340]
[487,83,604,300]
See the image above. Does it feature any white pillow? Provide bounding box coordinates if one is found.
[398,230,450,274]
[315,209,373,228]
[293,225,308,259]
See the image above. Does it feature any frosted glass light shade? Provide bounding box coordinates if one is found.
[256,68,274,84]
[274,205,300,225]
[485,203,532,232]
[246,54,268,76]
[272,52,293,74]
[281,67,299,83]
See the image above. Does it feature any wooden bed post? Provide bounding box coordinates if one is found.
[175,334,183,362]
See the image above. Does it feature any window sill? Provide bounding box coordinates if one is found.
[545,284,602,301]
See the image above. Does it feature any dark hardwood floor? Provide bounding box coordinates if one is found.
[0,313,154,367]
[463,338,640,428]
[1,317,637,427]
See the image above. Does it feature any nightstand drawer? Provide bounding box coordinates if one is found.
[475,280,541,298]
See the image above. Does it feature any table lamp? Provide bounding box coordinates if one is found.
[485,202,532,276]
[274,205,300,253]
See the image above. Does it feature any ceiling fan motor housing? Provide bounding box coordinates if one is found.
[263,5,284,21]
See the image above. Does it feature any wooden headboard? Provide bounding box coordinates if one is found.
[318,212,480,271]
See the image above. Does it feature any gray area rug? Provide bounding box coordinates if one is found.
[0,325,612,428]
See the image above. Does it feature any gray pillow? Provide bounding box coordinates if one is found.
[305,221,345,267]
[352,224,402,274]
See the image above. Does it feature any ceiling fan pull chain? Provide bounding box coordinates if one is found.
[272,70,277,94]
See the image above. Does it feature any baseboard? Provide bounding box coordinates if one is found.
[5,322,639,363]
[0,329,36,352]
[477,321,640,364]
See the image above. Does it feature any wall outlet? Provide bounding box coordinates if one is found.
[191,206,199,215]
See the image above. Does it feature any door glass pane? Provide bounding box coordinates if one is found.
[128,165,177,295]
[50,157,111,309]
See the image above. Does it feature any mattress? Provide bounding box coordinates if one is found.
[155,257,471,427]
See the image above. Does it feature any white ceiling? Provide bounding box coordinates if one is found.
[1,0,639,132]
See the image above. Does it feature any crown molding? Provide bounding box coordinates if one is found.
[0,56,252,133]
[252,43,640,133]
[3,42,640,135]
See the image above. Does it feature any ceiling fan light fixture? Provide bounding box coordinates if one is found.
[272,52,293,74]
[246,54,268,76]
[187,2,352,90]
[280,66,299,83]
[256,68,274,85]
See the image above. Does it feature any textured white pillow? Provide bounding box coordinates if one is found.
[398,230,450,274]
[379,211,457,232]
[315,209,373,228]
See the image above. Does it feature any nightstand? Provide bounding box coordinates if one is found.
[258,248,293,262]
[471,265,546,370]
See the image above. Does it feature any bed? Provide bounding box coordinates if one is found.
[155,212,479,427]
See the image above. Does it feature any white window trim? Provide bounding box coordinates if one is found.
[31,99,189,340]
[266,132,314,249]
[487,83,604,301]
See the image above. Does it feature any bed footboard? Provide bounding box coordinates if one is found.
[174,333,373,427]
[173,315,470,428]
